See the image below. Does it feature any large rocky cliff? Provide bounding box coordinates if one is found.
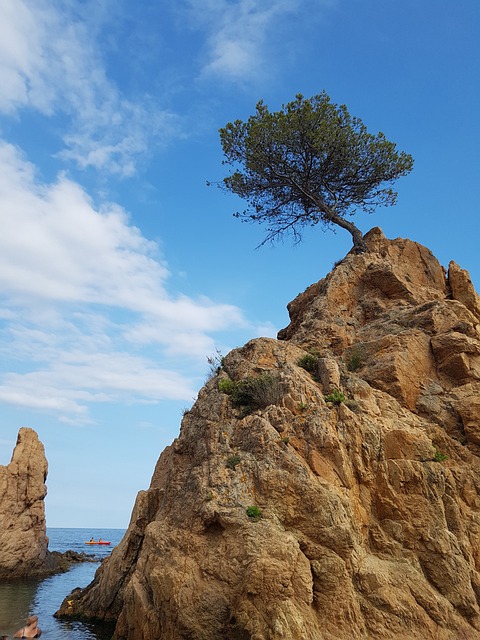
[57,229,480,639]
[0,427,54,578]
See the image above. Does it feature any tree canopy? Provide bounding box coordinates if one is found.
[218,92,414,252]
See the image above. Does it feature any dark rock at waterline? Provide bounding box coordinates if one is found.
[50,550,97,572]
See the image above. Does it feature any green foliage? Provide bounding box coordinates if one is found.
[226,454,241,470]
[218,378,235,394]
[246,505,262,520]
[297,349,321,374]
[434,450,448,462]
[233,373,283,413]
[217,92,414,252]
[219,373,283,415]
[324,389,345,405]
[346,345,366,372]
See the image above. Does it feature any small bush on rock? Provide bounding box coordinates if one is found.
[246,505,262,520]
[324,389,345,405]
[346,345,366,372]
[232,374,282,410]
[219,373,283,415]
[218,378,235,394]
[297,349,321,374]
[434,450,448,462]
[226,454,241,470]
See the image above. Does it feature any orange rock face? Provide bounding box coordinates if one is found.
[58,229,480,639]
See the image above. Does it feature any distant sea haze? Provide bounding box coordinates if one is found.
[0,528,125,640]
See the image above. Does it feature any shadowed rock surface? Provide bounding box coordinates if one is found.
[56,229,480,639]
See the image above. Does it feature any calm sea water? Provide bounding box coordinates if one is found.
[0,528,125,639]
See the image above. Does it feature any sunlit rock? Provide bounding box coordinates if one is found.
[57,229,480,639]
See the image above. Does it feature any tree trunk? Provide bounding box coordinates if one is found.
[324,208,367,253]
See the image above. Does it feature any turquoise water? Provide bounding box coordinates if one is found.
[0,528,125,639]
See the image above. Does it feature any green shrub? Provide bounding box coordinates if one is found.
[246,505,262,520]
[297,349,321,374]
[233,373,283,413]
[324,389,345,405]
[434,450,448,462]
[226,454,241,470]
[218,378,235,394]
[219,373,283,415]
[346,345,365,372]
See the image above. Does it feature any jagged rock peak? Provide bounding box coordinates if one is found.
[0,427,52,578]
[57,231,480,639]
[279,226,452,346]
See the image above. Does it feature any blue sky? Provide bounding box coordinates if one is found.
[0,0,478,528]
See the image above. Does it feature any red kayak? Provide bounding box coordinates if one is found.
[84,541,111,545]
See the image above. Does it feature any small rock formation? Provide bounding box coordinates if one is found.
[0,427,92,579]
[57,229,480,639]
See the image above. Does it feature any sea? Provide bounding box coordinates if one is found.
[0,528,126,640]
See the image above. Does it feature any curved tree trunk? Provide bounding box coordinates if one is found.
[324,208,367,253]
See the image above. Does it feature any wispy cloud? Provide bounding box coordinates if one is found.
[0,141,247,422]
[183,0,335,82]
[0,0,179,175]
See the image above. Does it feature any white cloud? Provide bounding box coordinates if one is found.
[0,0,55,115]
[193,0,285,80]
[0,0,180,175]
[0,141,247,422]
[183,0,333,82]
[0,141,167,305]
[0,352,193,417]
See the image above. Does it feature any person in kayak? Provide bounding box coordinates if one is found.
[13,615,42,638]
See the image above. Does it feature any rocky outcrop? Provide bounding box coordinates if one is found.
[57,229,480,639]
[0,427,55,578]
[0,427,91,579]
